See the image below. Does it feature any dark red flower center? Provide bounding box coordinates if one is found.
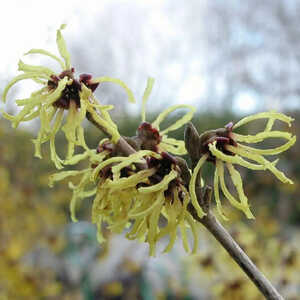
[146,152,182,199]
[47,68,99,109]
[199,122,237,162]
[137,122,162,152]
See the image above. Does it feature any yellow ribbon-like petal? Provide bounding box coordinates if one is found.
[152,104,196,135]
[189,154,208,219]
[92,76,136,103]
[233,111,294,129]
[56,24,71,69]
[141,77,155,122]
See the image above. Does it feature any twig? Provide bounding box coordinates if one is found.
[86,111,141,157]
[189,187,284,300]
[201,214,284,300]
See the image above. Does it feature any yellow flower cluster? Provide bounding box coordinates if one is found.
[50,144,198,256]
[1,25,134,169]
[1,25,199,256]
[190,111,296,220]
[48,77,202,256]
[49,83,200,256]
[2,25,296,258]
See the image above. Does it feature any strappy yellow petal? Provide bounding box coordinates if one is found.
[2,73,49,102]
[141,77,155,122]
[92,76,135,103]
[25,48,65,69]
[216,160,250,214]
[159,136,187,155]
[226,163,254,219]
[208,142,265,170]
[189,154,208,218]
[56,24,71,69]
[237,136,296,156]
[18,60,54,77]
[138,169,177,194]
[233,111,294,129]
[152,104,196,135]
[234,131,292,143]
[213,165,228,221]
[226,145,293,184]
[49,169,88,187]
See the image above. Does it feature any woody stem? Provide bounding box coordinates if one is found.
[201,214,283,300]
[189,191,283,300]
[86,111,138,157]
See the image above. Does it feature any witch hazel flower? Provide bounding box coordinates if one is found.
[135,77,196,155]
[92,149,199,256]
[1,25,135,169]
[50,138,199,256]
[190,111,296,220]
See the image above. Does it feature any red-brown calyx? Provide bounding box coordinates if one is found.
[92,123,184,201]
[146,151,183,200]
[48,68,99,109]
[199,122,237,162]
[137,122,162,152]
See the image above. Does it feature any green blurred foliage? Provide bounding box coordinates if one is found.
[0,109,299,299]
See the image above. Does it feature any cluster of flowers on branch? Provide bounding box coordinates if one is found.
[1,25,296,256]
[49,77,199,256]
[187,112,296,221]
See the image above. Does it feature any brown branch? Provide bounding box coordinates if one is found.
[189,187,284,300]
[86,111,148,169]
[87,114,284,300]
[86,111,141,156]
[201,214,283,300]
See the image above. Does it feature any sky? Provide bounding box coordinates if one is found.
[0,0,258,120]
[1,0,110,75]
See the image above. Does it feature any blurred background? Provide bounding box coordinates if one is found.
[1,0,300,299]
